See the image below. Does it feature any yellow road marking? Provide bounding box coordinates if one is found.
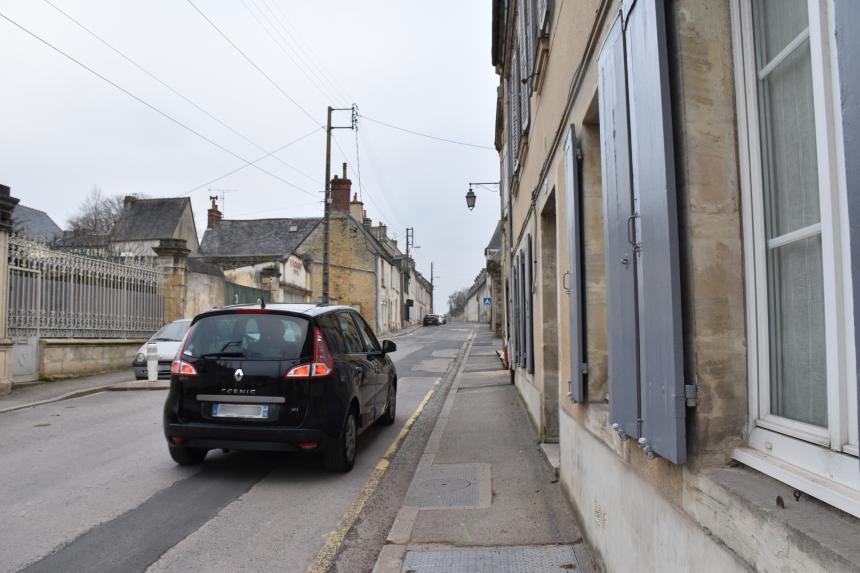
[307,378,442,573]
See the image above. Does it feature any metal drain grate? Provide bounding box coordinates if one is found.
[404,463,485,508]
[401,545,580,573]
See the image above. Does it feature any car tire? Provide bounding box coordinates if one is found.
[168,445,207,465]
[325,409,357,473]
[378,383,396,426]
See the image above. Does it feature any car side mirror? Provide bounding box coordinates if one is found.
[382,340,397,354]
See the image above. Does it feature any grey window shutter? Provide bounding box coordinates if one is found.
[511,262,519,365]
[509,55,520,161]
[526,234,534,374]
[537,0,552,34]
[598,16,640,439]
[834,0,860,469]
[519,251,527,367]
[625,0,686,464]
[525,0,536,70]
[517,1,530,133]
[564,126,585,402]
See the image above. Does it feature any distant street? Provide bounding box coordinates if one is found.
[0,324,475,573]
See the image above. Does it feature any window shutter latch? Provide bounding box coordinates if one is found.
[581,362,588,374]
[684,384,698,407]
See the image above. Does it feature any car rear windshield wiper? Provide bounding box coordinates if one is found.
[200,351,245,358]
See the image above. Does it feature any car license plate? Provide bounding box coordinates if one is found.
[212,403,269,419]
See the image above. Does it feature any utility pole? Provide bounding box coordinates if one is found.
[322,105,357,304]
[430,261,434,314]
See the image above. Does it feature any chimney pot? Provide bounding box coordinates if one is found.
[123,195,137,209]
[342,163,347,179]
[207,197,222,228]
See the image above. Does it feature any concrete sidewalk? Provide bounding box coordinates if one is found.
[374,328,594,573]
[0,369,137,414]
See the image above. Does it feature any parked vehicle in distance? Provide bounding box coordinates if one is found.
[163,304,398,472]
[423,314,440,326]
[132,319,192,379]
[439,314,447,324]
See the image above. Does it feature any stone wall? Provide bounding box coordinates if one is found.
[184,270,224,317]
[38,339,143,380]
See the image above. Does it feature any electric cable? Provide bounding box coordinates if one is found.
[182,127,321,195]
[240,0,339,104]
[250,0,346,104]
[0,9,317,198]
[264,0,353,103]
[41,0,318,186]
[358,114,496,150]
[185,0,322,129]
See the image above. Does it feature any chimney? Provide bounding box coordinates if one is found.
[374,223,388,242]
[123,195,137,210]
[207,196,222,228]
[349,192,364,222]
[330,162,351,213]
[362,209,372,229]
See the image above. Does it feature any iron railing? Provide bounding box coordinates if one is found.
[8,234,163,338]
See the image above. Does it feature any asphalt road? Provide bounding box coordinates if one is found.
[0,324,476,573]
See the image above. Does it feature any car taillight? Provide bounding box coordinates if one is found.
[285,327,334,379]
[171,359,198,377]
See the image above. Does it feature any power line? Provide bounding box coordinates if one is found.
[41,0,318,186]
[239,0,339,104]
[184,0,322,129]
[264,0,353,103]
[0,9,316,197]
[251,0,347,104]
[358,114,496,150]
[331,134,402,231]
[182,127,321,196]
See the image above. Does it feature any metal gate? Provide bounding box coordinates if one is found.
[7,235,164,383]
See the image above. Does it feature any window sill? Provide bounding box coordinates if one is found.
[701,465,860,570]
[734,429,860,518]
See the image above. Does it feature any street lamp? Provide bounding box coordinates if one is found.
[465,181,500,211]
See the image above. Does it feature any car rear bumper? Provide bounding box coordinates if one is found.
[164,422,334,452]
[133,361,172,379]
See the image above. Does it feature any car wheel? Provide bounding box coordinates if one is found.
[378,383,396,426]
[325,409,357,473]
[168,445,207,465]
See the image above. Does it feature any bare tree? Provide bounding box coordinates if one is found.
[66,186,125,236]
[448,287,470,317]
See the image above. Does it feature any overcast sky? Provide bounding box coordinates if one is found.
[0,0,501,309]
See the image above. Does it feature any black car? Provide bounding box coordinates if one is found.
[163,304,397,472]
[423,314,439,326]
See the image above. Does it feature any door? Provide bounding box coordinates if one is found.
[353,312,389,417]
[334,312,375,426]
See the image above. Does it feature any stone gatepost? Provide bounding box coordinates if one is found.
[154,238,190,324]
[0,185,20,395]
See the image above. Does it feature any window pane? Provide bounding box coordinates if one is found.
[753,0,820,238]
[768,235,827,426]
[753,0,827,428]
[336,313,365,354]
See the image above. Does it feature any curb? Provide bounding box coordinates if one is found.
[371,327,479,573]
[0,384,119,415]
[0,379,170,414]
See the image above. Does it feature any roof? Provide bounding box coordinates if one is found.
[12,205,62,241]
[113,197,191,241]
[194,303,355,320]
[199,218,321,259]
[486,221,502,251]
[187,253,223,277]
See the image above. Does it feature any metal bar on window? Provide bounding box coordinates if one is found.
[766,222,822,250]
[757,27,810,80]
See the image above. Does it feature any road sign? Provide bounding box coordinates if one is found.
[483,296,492,306]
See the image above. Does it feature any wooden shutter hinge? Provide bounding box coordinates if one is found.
[684,384,699,408]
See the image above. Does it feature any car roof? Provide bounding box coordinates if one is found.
[196,303,357,318]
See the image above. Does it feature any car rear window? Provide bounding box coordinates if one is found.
[183,313,309,360]
[151,320,190,342]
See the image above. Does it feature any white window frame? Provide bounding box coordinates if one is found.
[731,0,859,518]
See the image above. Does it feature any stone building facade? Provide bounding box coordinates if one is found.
[491,0,860,570]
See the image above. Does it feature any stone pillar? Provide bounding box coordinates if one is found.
[154,238,190,324]
[0,185,20,395]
